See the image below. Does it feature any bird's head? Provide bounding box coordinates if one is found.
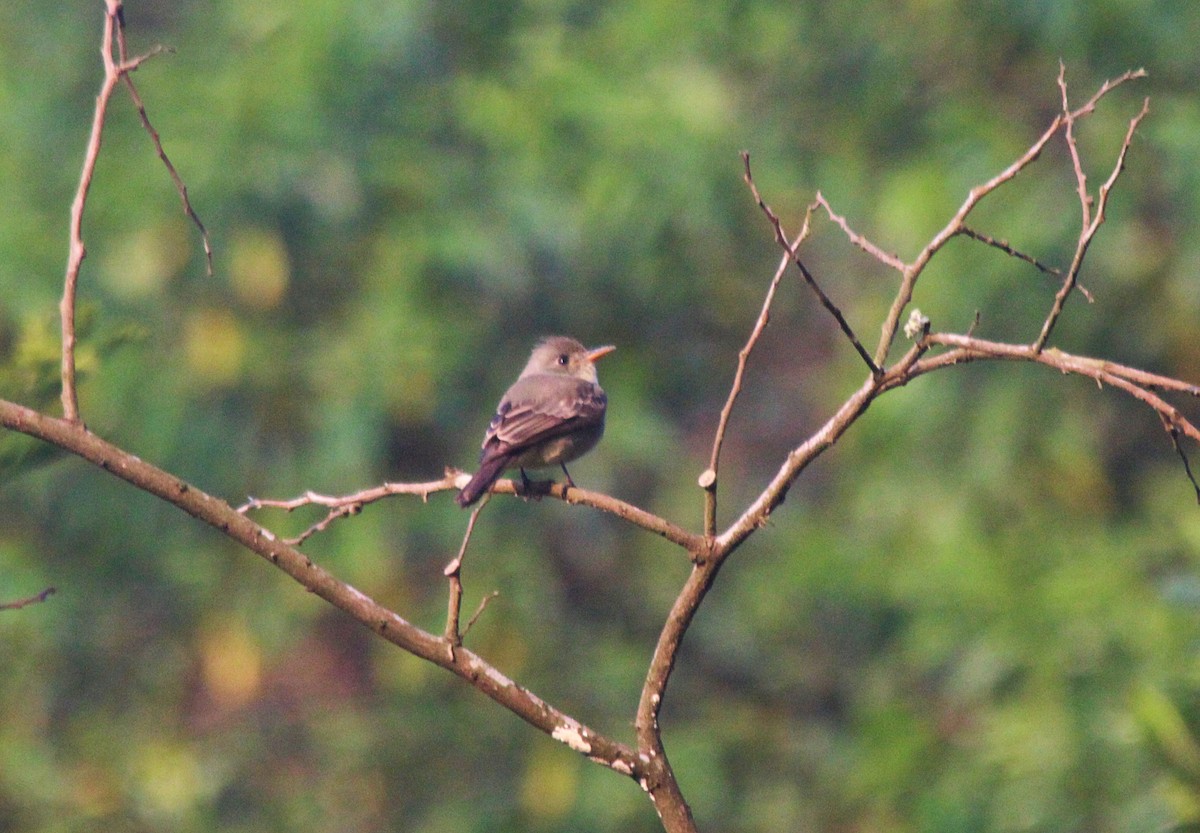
[522,336,615,384]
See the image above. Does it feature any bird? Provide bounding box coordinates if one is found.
[455,336,615,507]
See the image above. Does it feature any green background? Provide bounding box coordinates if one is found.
[3,1,1200,831]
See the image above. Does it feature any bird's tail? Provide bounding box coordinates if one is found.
[455,453,511,507]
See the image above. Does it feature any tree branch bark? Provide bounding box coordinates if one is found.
[7,17,1188,825]
[0,399,646,780]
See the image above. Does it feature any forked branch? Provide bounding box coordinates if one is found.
[1034,87,1150,350]
[60,0,211,424]
[5,13,1190,830]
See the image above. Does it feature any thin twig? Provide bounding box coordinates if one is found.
[815,191,906,272]
[463,591,500,639]
[240,477,457,512]
[242,472,705,552]
[702,186,796,536]
[60,1,211,425]
[120,55,214,276]
[722,152,879,545]
[444,499,488,649]
[240,475,460,544]
[1058,63,1093,229]
[110,9,212,275]
[741,153,877,375]
[1163,418,1200,505]
[1070,66,1149,121]
[880,330,1200,502]
[795,256,878,372]
[286,504,361,546]
[871,110,1065,365]
[904,334,1200,445]
[957,226,1094,302]
[61,3,126,423]
[1034,93,1149,351]
[0,587,57,611]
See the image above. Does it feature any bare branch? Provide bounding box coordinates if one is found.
[1059,62,1093,229]
[15,35,1184,833]
[741,154,878,375]
[107,7,212,275]
[1070,66,1149,120]
[903,333,1200,442]
[0,587,57,611]
[463,591,500,639]
[242,474,704,553]
[60,1,213,424]
[444,498,488,648]
[894,332,1200,498]
[717,371,882,555]
[815,191,906,271]
[61,3,124,423]
[702,159,807,536]
[120,56,215,277]
[0,397,646,780]
[1034,95,1150,351]
[239,476,458,544]
[957,226,1094,302]
[714,153,882,543]
[239,477,459,514]
[874,108,1064,365]
[636,562,710,833]
[1163,417,1200,505]
[505,478,706,550]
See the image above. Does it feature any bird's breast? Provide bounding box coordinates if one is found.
[508,420,605,469]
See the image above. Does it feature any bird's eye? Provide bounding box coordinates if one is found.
[557,354,569,366]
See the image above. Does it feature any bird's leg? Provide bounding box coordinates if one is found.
[559,462,576,489]
[519,468,533,496]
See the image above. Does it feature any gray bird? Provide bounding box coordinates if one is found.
[456,336,615,507]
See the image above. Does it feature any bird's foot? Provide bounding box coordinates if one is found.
[516,469,553,501]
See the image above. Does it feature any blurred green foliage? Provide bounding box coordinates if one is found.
[2,1,1200,831]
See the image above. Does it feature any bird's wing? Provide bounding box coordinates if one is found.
[482,376,607,453]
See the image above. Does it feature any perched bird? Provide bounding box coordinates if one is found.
[456,336,615,507]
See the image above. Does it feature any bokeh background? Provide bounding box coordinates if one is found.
[3,1,1200,831]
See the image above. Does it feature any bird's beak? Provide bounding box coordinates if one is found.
[586,345,616,363]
